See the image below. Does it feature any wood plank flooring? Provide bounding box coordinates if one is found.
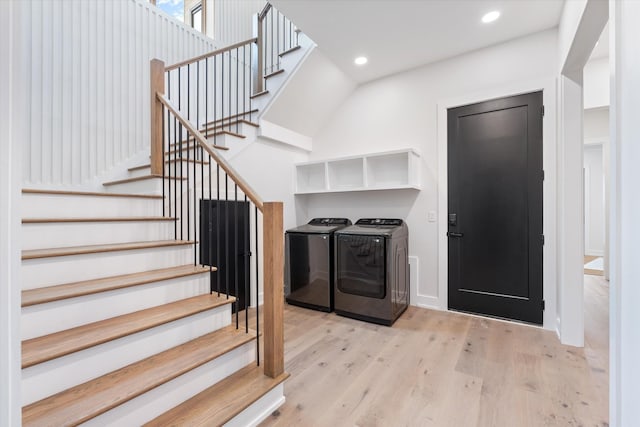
[259,276,609,427]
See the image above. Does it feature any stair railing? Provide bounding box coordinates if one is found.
[254,2,300,94]
[148,2,302,379]
[152,86,284,378]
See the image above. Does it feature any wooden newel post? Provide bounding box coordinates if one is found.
[150,59,165,176]
[263,201,284,378]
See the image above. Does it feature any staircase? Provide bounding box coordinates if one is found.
[18,3,305,425]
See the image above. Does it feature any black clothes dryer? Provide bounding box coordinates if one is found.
[334,218,409,326]
[285,218,351,312]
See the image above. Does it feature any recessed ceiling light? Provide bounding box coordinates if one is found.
[482,10,500,24]
[354,56,368,66]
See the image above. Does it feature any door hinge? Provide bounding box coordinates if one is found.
[541,234,545,245]
[541,105,545,117]
[542,300,546,311]
[542,170,545,181]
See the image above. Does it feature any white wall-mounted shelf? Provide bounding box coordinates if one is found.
[294,149,421,194]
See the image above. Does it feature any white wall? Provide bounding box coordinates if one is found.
[22,0,217,188]
[610,1,640,424]
[301,29,559,328]
[262,48,356,138]
[584,57,610,109]
[213,0,264,45]
[230,138,309,233]
[0,0,23,423]
[583,145,604,256]
[584,107,610,141]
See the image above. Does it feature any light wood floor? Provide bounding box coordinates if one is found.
[259,276,609,427]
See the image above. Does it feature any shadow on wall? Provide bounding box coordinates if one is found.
[295,189,420,226]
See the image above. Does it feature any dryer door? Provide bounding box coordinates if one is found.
[336,234,386,299]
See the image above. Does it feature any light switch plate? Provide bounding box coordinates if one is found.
[428,211,437,222]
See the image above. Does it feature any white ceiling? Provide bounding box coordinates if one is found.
[271,0,565,84]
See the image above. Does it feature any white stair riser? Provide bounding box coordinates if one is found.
[129,159,209,179]
[22,305,233,405]
[22,221,176,250]
[22,194,162,218]
[82,342,256,426]
[224,384,285,427]
[22,274,212,340]
[22,245,196,289]
[103,177,168,195]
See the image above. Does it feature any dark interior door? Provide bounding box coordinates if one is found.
[448,92,543,324]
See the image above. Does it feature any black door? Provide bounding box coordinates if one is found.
[200,200,250,312]
[448,92,543,324]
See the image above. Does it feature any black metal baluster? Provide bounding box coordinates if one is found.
[228,50,231,133]
[178,69,183,241]
[208,155,213,291]
[243,45,246,123]
[245,194,249,333]
[221,52,225,135]
[236,47,239,134]
[213,55,217,147]
[209,177,214,293]
[216,164,221,297]
[255,205,260,366]
[179,123,183,241]
[187,64,191,244]
[234,183,239,329]
[162,104,165,217]
[173,114,178,239]
[250,43,253,121]
[196,61,201,266]
[166,106,171,219]
[225,173,229,299]
[271,9,274,74]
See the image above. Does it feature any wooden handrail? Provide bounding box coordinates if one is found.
[164,37,258,72]
[156,93,264,211]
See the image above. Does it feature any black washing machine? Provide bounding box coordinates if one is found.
[334,218,409,326]
[285,218,351,312]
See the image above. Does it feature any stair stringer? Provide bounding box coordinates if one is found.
[218,32,316,162]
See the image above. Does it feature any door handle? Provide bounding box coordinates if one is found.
[447,232,464,238]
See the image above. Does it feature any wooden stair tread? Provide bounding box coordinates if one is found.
[22,265,214,307]
[103,174,187,186]
[264,68,285,79]
[22,293,235,368]
[22,188,162,199]
[250,90,269,99]
[129,158,207,172]
[279,45,301,57]
[204,119,259,132]
[204,109,259,127]
[202,129,247,139]
[145,364,289,427]
[22,325,254,427]
[22,240,194,260]
[165,144,229,156]
[22,216,176,224]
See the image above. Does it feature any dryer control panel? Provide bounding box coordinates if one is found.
[355,218,403,226]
